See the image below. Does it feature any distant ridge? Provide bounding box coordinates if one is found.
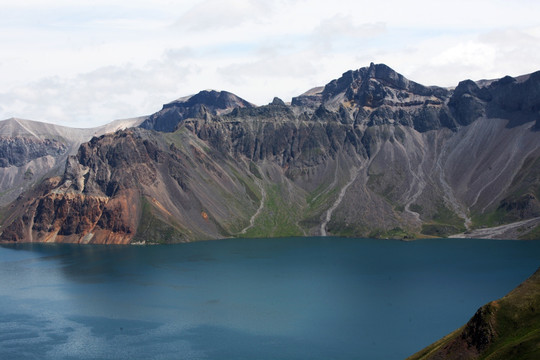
[0,116,146,205]
[140,90,254,132]
[1,63,540,244]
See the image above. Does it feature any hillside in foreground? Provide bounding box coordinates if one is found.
[407,266,540,360]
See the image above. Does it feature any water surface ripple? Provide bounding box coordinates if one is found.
[1,237,539,359]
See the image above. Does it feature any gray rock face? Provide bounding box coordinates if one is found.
[0,117,146,205]
[140,90,254,132]
[150,63,540,136]
[2,64,540,243]
[0,137,67,167]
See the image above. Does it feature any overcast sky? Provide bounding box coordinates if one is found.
[1,0,539,127]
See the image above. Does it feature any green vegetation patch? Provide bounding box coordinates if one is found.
[471,207,509,229]
[432,202,465,227]
[327,221,368,238]
[133,197,187,244]
[420,202,466,237]
[300,179,343,233]
[477,270,540,360]
[249,161,262,179]
[481,328,540,360]
[368,227,416,240]
[241,184,304,238]
[306,184,339,213]
[229,167,261,204]
[420,224,461,238]
[408,268,540,360]
[519,224,540,240]
[409,203,423,214]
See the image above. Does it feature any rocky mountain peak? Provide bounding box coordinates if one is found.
[320,63,448,109]
[166,90,254,113]
[270,97,286,106]
[446,70,540,126]
[2,64,540,245]
[365,62,408,89]
[140,90,254,132]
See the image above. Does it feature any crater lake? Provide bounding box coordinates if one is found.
[1,237,539,359]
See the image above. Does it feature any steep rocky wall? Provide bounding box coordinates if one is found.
[2,64,540,243]
[0,117,146,206]
[0,137,67,168]
[0,129,263,244]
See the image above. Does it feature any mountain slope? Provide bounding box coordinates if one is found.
[0,127,270,243]
[1,63,539,244]
[140,90,254,132]
[407,267,540,360]
[0,117,146,205]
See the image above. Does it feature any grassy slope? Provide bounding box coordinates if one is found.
[421,201,468,237]
[520,225,540,240]
[407,267,540,360]
[132,196,188,244]
[240,183,305,238]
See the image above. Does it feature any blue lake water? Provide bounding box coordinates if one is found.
[1,237,539,360]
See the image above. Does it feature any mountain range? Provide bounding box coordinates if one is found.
[0,116,145,205]
[1,63,539,244]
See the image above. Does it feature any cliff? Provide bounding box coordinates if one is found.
[1,63,540,244]
[0,117,146,205]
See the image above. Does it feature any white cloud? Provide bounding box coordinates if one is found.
[395,25,540,86]
[431,41,497,68]
[310,15,386,52]
[0,58,199,127]
[1,0,540,126]
[479,27,540,75]
[174,0,274,31]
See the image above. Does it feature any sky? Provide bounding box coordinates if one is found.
[1,0,539,128]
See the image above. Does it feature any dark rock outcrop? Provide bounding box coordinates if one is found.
[0,137,67,167]
[0,130,157,244]
[0,128,265,244]
[2,63,540,244]
[0,117,146,206]
[140,90,254,132]
[448,80,490,126]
